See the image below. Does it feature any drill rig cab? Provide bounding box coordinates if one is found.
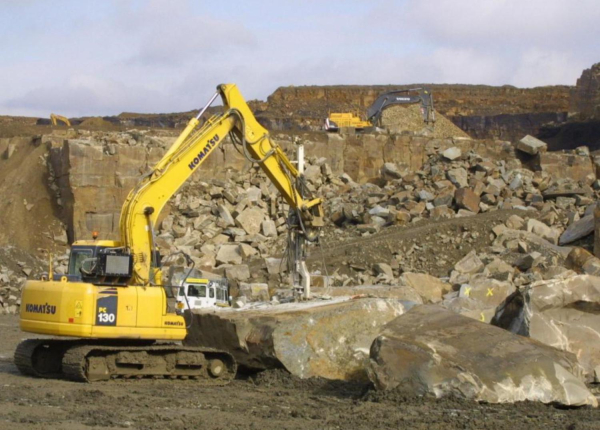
[16,84,324,383]
[176,278,230,311]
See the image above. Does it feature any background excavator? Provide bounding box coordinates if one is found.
[15,84,324,383]
[324,88,435,132]
[50,113,71,127]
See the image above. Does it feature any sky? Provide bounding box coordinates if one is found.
[0,0,598,117]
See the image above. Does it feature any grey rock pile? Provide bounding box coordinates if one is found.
[0,246,43,315]
[329,145,596,237]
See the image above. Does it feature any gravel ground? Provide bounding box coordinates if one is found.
[1,314,600,430]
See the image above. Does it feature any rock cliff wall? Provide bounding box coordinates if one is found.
[45,130,595,242]
[266,84,571,117]
[260,84,571,138]
[79,84,572,141]
[570,62,600,120]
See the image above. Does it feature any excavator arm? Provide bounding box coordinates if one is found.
[50,113,71,127]
[120,84,324,286]
[366,88,435,126]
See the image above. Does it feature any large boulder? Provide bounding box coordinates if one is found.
[368,305,596,407]
[527,219,561,245]
[310,285,423,304]
[516,135,547,155]
[185,298,408,381]
[455,188,480,214]
[464,278,515,307]
[235,207,264,235]
[454,250,484,274]
[400,272,451,303]
[559,214,594,245]
[216,244,243,265]
[492,274,600,380]
[447,168,468,188]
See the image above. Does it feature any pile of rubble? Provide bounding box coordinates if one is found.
[147,133,597,296]
[329,137,594,234]
[380,103,470,139]
[0,247,43,315]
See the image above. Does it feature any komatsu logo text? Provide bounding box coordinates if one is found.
[188,134,220,170]
[25,303,57,315]
[165,321,184,326]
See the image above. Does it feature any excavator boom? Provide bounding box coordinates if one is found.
[366,88,435,126]
[50,113,71,127]
[121,84,324,285]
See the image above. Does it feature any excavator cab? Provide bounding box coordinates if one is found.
[65,241,134,285]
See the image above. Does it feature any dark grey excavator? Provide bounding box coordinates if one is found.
[366,88,435,126]
[325,88,436,132]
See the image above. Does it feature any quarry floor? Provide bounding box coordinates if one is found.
[1,315,600,430]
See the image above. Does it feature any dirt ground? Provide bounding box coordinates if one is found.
[1,315,599,430]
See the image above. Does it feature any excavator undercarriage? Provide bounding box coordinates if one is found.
[15,339,236,383]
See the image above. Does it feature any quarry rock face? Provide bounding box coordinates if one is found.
[368,305,597,407]
[453,111,569,142]
[264,84,571,135]
[492,274,600,380]
[49,137,166,240]
[46,129,548,243]
[539,150,596,185]
[184,298,407,381]
[570,62,600,120]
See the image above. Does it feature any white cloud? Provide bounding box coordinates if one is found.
[0,0,597,116]
[120,0,257,66]
[5,75,174,117]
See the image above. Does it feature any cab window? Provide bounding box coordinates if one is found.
[187,285,206,297]
[68,248,94,276]
[209,288,215,299]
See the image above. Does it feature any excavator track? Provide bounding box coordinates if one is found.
[62,344,236,383]
[14,339,71,379]
[15,339,236,384]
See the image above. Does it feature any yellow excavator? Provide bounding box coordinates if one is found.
[15,84,324,383]
[50,113,71,127]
